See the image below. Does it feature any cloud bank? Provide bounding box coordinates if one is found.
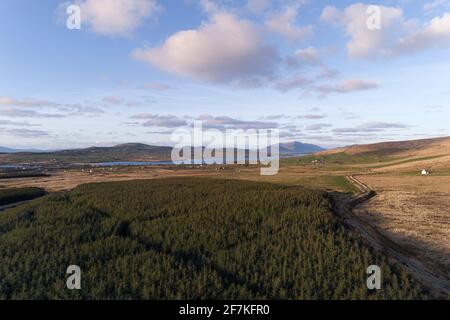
[132,13,278,83]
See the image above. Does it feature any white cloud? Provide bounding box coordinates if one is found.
[305,123,332,131]
[320,6,340,22]
[298,114,327,120]
[259,114,285,120]
[0,128,50,138]
[101,96,142,107]
[396,13,450,54]
[58,104,105,115]
[424,0,450,13]
[132,13,278,83]
[0,96,105,118]
[316,67,340,80]
[285,47,321,69]
[321,4,403,58]
[321,3,450,58]
[294,47,321,64]
[265,7,312,41]
[75,0,161,36]
[333,122,410,133]
[197,114,279,130]
[199,0,220,14]
[139,82,172,91]
[274,75,313,92]
[130,114,187,128]
[131,6,382,97]
[0,96,59,108]
[0,120,40,127]
[0,109,66,118]
[102,96,124,105]
[316,79,380,95]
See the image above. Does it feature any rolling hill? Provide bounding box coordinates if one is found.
[317,136,450,158]
[279,141,325,155]
[314,136,450,172]
[0,147,20,153]
[0,143,173,164]
[0,147,44,154]
[0,141,324,165]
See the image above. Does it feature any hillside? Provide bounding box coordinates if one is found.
[0,143,173,164]
[279,141,325,154]
[0,178,429,299]
[310,136,450,172]
[0,147,44,154]
[0,147,20,153]
[0,141,324,165]
[317,136,450,158]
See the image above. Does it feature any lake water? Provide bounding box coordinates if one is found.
[89,159,209,166]
[90,161,174,166]
[91,157,288,167]
[0,164,23,169]
[0,155,305,169]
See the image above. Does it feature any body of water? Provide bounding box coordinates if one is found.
[90,161,174,166]
[0,165,23,169]
[0,154,307,169]
[89,159,211,166]
[91,157,292,167]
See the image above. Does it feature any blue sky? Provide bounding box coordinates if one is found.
[0,0,449,149]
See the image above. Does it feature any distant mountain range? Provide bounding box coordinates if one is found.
[0,141,325,164]
[279,141,325,155]
[0,143,173,164]
[0,146,44,153]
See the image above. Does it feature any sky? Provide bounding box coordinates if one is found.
[0,0,450,150]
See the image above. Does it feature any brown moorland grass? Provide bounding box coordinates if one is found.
[354,174,450,280]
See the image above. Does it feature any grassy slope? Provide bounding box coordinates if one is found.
[284,153,398,166]
[303,137,450,173]
[317,136,450,158]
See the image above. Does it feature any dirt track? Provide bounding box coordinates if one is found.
[341,176,450,298]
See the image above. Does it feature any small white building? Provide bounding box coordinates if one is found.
[421,169,430,175]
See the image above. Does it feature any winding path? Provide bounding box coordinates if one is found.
[340,175,450,297]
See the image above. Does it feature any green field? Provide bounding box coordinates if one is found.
[0,178,429,299]
[282,152,397,166]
